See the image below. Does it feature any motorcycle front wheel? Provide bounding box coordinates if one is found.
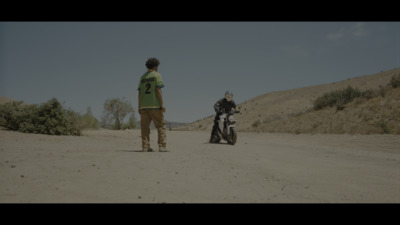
[227,128,237,145]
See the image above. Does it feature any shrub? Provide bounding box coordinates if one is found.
[252,120,261,127]
[102,97,134,130]
[64,109,86,136]
[81,107,100,129]
[361,89,376,100]
[313,86,361,111]
[375,120,391,134]
[390,73,400,88]
[0,98,85,136]
[0,101,29,131]
[121,112,137,130]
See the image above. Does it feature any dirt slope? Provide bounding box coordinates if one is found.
[177,68,400,134]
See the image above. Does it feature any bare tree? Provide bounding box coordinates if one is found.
[103,97,134,130]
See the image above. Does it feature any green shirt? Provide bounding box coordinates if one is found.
[137,70,164,110]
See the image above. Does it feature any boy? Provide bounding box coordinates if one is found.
[137,58,167,152]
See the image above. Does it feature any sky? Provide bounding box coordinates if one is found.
[0,22,399,123]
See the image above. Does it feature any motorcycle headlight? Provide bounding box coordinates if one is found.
[228,115,235,122]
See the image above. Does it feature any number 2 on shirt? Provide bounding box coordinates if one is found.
[145,83,151,94]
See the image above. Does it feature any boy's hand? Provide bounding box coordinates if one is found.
[161,106,166,113]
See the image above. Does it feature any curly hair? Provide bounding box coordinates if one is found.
[145,57,160,69]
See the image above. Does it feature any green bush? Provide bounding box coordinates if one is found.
[313,86,362,111]
[390,73,400,88]
[0,101,27,131]
[81,107,100,129]
[102,97,134,130]
[121,112,137,130]
[361,89,376,100]
[0,98,85,136]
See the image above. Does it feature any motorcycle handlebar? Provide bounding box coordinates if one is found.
[230,110,240,114]
[218,109,240,114]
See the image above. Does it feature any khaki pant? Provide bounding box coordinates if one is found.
[139,109,166,149]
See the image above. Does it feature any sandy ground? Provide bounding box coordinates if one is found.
[1,129,399,203]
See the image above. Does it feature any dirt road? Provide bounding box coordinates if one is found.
[1,129,399,203]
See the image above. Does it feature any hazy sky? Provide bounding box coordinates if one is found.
[1,22,399,123]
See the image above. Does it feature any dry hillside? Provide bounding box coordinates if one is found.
[176,67,400,135]
[0,96,18,105]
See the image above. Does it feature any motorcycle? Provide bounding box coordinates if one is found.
[210,109,240,145]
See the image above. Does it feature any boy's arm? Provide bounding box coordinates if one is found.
[156,88,166,112]
[138,91,141,112]
[232,101,237,111]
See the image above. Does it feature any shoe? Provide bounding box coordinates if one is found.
[142,148,153,152]
[159,147,168,152]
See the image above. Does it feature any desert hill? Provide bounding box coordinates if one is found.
[176,67,400,134]
[0,96,18,105]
